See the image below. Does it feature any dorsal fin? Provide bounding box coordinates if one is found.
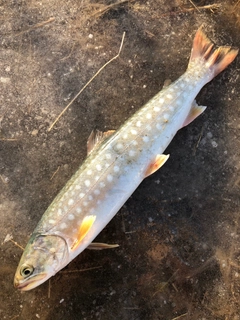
[87,129,115,155]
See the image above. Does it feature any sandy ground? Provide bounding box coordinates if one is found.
[0,0,240,319]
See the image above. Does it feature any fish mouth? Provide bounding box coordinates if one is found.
[14,273,47,291]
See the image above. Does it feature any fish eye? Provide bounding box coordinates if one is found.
[20,265,34,277]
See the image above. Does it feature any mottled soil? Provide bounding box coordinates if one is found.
[0,0,240,319]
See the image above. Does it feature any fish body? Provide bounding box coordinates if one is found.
[14,29,238,290]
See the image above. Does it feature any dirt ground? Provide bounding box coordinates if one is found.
[0,0,240,319]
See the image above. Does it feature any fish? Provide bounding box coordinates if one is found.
[14,29,238,291]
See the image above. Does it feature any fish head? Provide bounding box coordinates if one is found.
[14,233,68,291]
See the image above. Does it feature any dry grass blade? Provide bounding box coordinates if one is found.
[13,17,55,37]
[188,0,200,13]
[88,0,130,19]
[60,266,102,273]
[48,32,126,131]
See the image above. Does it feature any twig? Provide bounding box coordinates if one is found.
[184,3,221,12]
[89,0,130,18]
[192,125,204,155]
[14,17,55,37]
[48,279,51,299]
[152,270,179,296]
[3,234,24,250]
[0,138,18,141]
[233,0,240,9]
[50,166,60,180]
[60,266,102,273]
[10,239,24,251]
[48,32,126,131]
[159,4,221,17]
[171,313,188,320]
[188,0,200,13]
[10,315,19,320]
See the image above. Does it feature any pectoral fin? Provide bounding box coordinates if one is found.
[71,215,96,250]
[87,242,119,250]
[145,154,169,178]
[182,100,206,127]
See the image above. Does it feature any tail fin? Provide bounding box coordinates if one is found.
[189,29,238,78]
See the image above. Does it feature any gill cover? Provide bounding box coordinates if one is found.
[14,234,68,291]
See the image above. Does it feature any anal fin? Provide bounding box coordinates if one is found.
[145,154,169,178]
[182,100,206,127]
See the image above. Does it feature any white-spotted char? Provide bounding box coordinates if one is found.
[14,29,238,290]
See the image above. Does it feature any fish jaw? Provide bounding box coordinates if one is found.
[14,272,50,291]
[14,234,68,291]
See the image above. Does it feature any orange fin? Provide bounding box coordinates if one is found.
[182,100,206,127]
[189,28,238,79]
[71,215,96,250]
[87,242,119,250]
[87,129,115,155]
[145,154,169,178]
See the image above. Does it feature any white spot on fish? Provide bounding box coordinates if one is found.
[49,219,55,224]
[136,121,142,127]
[96,164,102,171]
[167,94,172,99]
[146,113,152,119]
[83,201,88,206]
[60,223,67,230]
[76,207,82,213]
[85,180,91,187]
[100,182,105,188]
[68,199,74,206]
[163,113,170,121]
[159,98,164,103]
[106,153,112,159]
[116,143,123,150]
[180,82,185,88]
[107,174,113,182]
[94,189,100,195]
[131,129,137,135]
[76,185,81,190]
[95,175,100,181]
[87,170,92,175]
[114,165,120,172]
[129,150,135,157]
[169,106,174,111]
[143,136,149,143]
[156,123,162,130]
[57,209,62,216]
[153,106,160,112]
[68,214,75,220]
[146,125,152,131]
[88,195,93,201]
[132,140,138,146]
[123,133,128,139]
[79,193,85,198]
